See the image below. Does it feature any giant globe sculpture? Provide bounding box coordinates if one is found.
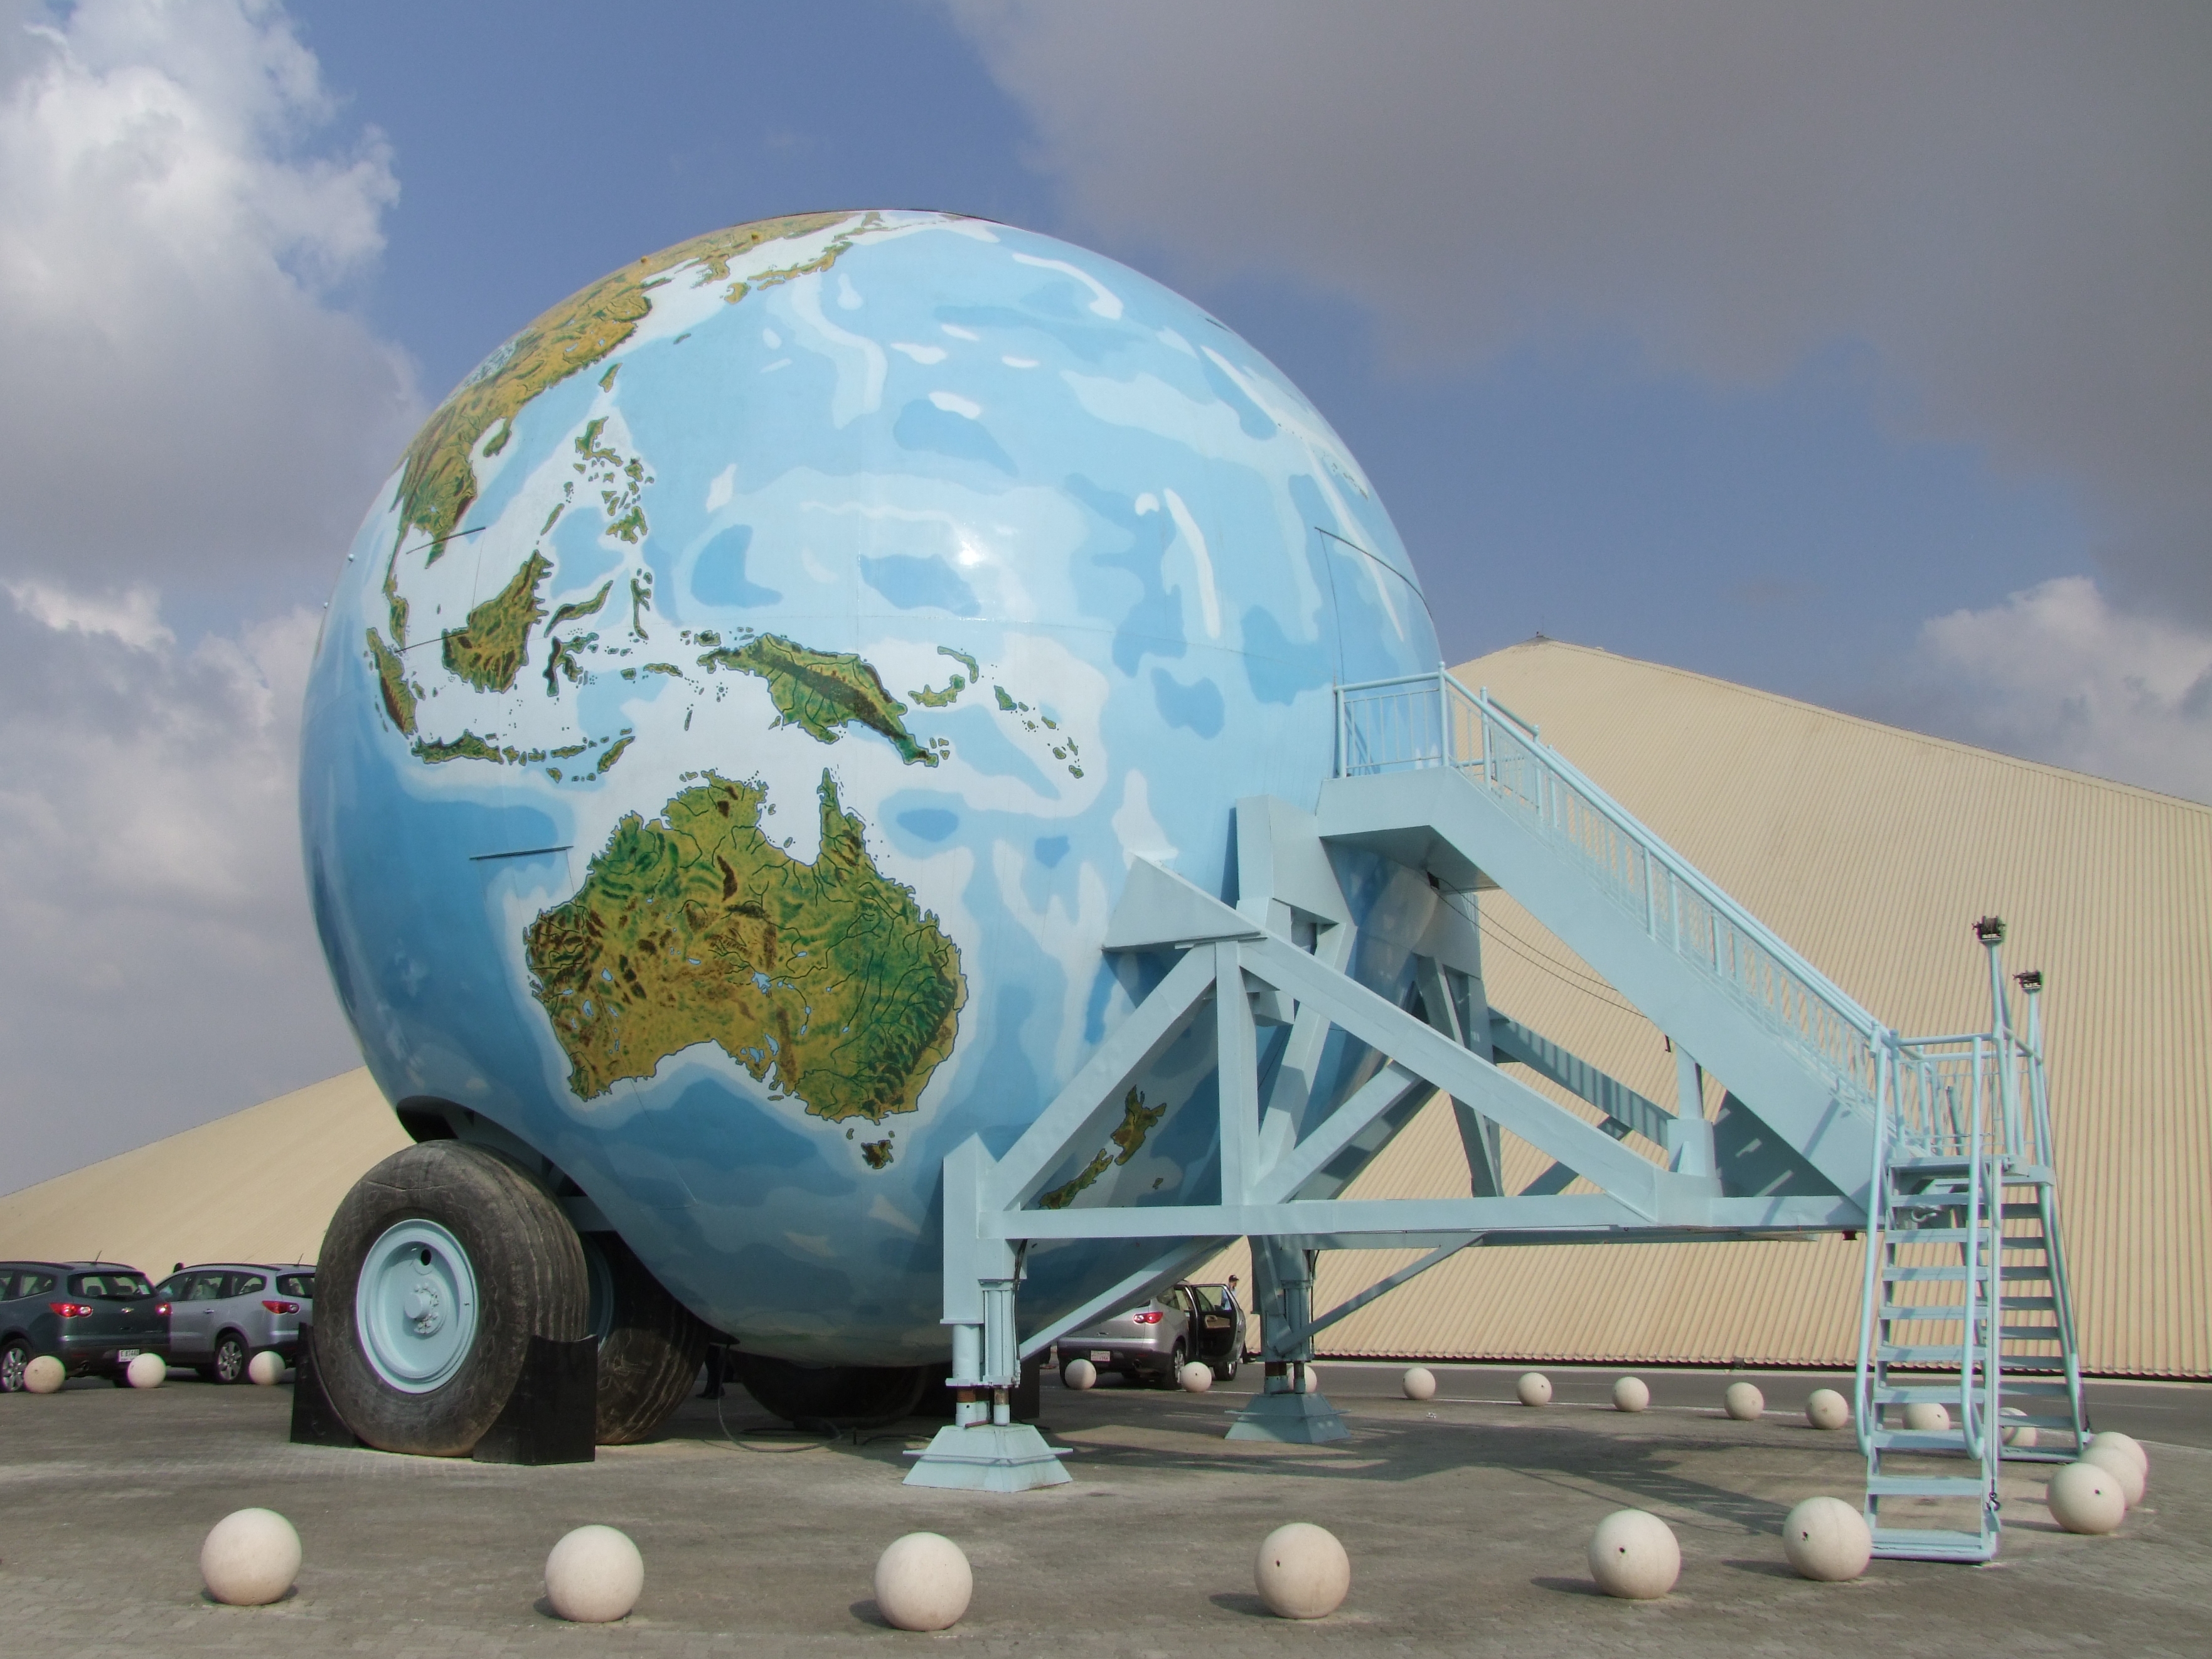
[300,210,1440,1451]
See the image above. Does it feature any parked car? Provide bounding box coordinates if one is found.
[1059,1281,1246,1385]
[0,1261,166,1390]
[153,1264,314,1384]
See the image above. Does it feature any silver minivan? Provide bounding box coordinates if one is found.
[154,1264,314,1384]
[1060,1281,1247,1386]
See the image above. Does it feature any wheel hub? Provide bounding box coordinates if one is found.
[356,1219,479,1394]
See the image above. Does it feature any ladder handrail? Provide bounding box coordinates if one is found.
[1852,1048,1892,1462]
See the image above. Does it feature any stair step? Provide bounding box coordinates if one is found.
[1879,1346,1989,1363]
[1881,1306,1971,1320]
[1997,1326,2066,1342]
[1999,1379,2074,1395]
[1884,1228,1990,1245]
[1870,1429,1977,1452]
[1870,1527,1997,1563]
[2000,1296,2057,1310]
[1873,1384,1979,1403]
[1867,1475,1990,1497]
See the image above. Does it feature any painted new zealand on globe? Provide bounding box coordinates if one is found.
[302,209,1436,1362]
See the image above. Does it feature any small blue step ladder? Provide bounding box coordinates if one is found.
[1854,922,2087,1561]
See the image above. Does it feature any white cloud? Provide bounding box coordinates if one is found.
[946,3,2212,620]
[3,577,171,648]
[1883,577,2212,804]
[0,584,358,1192]
[0,0,419,592]
[0,2,415,1189]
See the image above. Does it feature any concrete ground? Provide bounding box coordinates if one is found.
[2,1362,2204,1656]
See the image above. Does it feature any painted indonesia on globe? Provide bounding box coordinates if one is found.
[301,209,1440,1363]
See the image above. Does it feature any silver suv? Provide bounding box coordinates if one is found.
[154,1264,314,1384]
[1060,1281,1246,1386]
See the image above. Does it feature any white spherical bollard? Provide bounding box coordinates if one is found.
[1588,1508,1680,1600]
[126,1353,166,1389]
[2004,1422,2039,1449]
[2083,1441,2147,1507]
[1402,1366,1437,1401]
[1179,1361,1214,1393]
[1782,1496,1873,1582]
[1517,1372,1552,1407]
[247,1350,285,1387]
[1903,1400,1951,1433]
[1061,1357,1096,1389]
[23,1354,65,1394]
[1254,1522,1350,1619]
[2046,1461,2125,1535]
[1300,1365,1322,1395]
[544,1525,644,1623]
[2087,1430,2149,1483]
[200,1508,301,1606]
[1613,1376,1650,1413]
[1805,1389,1851,1431]
[874,1532,971,1631]
[1723,1381,1765,1421]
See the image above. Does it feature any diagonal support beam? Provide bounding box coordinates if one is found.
[1488,1010,1675,1148]
[1256,1062,1429,1204]
[1266,1236,1482,1354]
[989,947,1217,1209]
[1246,932,1680,1218]
[1018,1240,1227,1361]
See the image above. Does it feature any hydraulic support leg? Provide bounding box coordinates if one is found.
[1227,1237,1349,1443]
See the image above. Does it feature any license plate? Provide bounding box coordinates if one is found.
[1089,1350,1112,1363]
[117,1350,139,1360]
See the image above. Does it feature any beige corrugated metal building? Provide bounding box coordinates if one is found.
[0,1071,407,1274]
[8,640,2205,1377]
[1254,639,2209,1377]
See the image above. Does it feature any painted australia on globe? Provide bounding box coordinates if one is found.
[361,213,984,1164]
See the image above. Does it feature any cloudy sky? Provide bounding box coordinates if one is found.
[3,0,2205,1191]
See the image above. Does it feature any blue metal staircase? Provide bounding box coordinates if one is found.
[1325,671,2085,1560]
[1322,669,1887,1203]
[1856,944,2087,1559]
[912,665,2081,1543]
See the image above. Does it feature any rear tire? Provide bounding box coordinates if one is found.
[2,1338,32,1392]
[730,1354,927,1428]
[1161,1340,1187,1389]
[315,1141,586,1457]
[584,1233,711,1444]
[211,1331,249,1385]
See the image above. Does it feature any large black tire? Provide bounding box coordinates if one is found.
[1,1336,30,1392]
[316,1141,586,1456]
[730,1354,928,1428]
[585,1232,711,1444]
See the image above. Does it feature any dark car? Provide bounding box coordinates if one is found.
[1060,1281,1247,1385]
[0,1262,168,1390]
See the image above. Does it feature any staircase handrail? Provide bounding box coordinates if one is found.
[1335,668,1890,1113]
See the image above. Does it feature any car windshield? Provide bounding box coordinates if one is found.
[72,1272,152,1299]
[277,1274,314,1298]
